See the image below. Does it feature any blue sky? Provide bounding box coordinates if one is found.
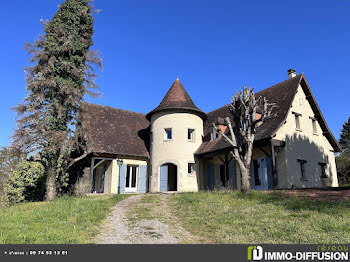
[1,0,349,147]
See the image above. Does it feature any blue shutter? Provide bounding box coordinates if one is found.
[139,165,147,193]
[228,161,236,190]
[266,155,273,190]
[119,164,127,194]
[207,164,215,190]
[101,164,107,193]
[251,161,255,188]
[160,165,168,192]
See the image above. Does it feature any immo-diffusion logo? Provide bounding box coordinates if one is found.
[247,245,349,261]
[247,246,263,261]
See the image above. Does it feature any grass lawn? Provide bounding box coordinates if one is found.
[0,194,128,244]
[171,191,350,243]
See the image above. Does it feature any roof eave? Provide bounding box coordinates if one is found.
[146,107,207,121]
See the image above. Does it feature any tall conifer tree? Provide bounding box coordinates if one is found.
[12,0,102,200]
[339,117,350,150]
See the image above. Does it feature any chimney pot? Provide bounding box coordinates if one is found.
[287,68,297,79]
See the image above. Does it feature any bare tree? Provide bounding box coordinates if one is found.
[213,86,277,193]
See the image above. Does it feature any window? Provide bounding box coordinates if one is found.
[210,126,220,141]
[319,163,327,178]
[164,128,172,140]
[293,112,302,130]
[297,159,307,180]
[188,163,195,174]
[126,165,138,191]
[188,129,195,141]
[253,160,261,186]
[312,119,317,134]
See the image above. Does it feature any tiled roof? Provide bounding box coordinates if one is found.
[195,74,340,155]
[80,74,340,158]
[81,103,150,158]
[146,78,207,120]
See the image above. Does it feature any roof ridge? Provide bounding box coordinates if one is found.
[82,102,146,116]
[255,73,303,95]
[206,74,304,115]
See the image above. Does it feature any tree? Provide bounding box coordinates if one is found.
[11,0,102,201]
[213,86,277,193]
[336,150,350,186]
[336,116,350,185]
[339,117,350,150]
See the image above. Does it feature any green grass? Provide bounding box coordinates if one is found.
[0,194,128,244]
[171,191,350,244]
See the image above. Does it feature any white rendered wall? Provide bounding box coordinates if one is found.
[149,111,204,192]
[274,84,338,188]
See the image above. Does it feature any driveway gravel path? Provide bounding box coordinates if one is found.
[96,194,197,244]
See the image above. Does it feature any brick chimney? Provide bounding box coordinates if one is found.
[287,68,297,79]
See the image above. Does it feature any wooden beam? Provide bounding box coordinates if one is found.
[257,147,271,157]
[271,139,285,147]
[217,156,225,164]
[93,159,107,169]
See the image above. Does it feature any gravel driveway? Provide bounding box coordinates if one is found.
[96,194,196,244]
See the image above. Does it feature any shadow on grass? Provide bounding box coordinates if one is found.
[232,190,350,215]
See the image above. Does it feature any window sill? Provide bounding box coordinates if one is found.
[163,139,172,142]
[296,129,302,132]
[313,133,318,136]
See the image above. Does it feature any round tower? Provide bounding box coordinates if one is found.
[146,78,207,192]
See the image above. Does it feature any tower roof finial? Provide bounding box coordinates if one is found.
[176,76,179,81]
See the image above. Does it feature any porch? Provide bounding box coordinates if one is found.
[196,139,285,191]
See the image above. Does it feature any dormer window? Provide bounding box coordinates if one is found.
[210,126,219,141]
[164,128,172,140]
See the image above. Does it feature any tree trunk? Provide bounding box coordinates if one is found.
[241,167,251,194]
[45,166,56,201]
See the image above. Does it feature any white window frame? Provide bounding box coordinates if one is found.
[310,117,317,135]
[293,112,302,131]
[125,165,138,193]
[210,126,220,141]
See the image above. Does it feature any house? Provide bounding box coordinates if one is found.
[76,69,340,194]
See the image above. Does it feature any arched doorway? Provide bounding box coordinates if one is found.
[160,163,177,192]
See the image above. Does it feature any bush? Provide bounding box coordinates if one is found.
[3,161,45,204]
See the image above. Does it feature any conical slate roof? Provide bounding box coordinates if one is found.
[146,78,207,120]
